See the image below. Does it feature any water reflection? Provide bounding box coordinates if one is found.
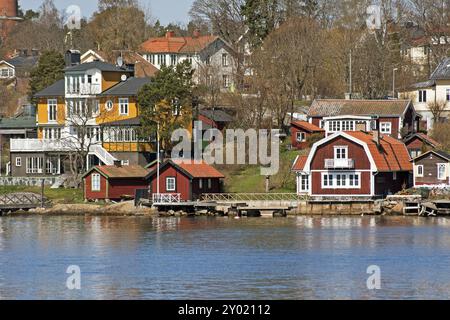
[1,215,450,299]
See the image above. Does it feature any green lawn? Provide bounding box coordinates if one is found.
[0,185,84,204]
[219,145,306,193]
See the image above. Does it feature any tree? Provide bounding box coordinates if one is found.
[88,0,151,57]
[138,61,194,152]
[428,100,448,124]
[28,51,65,102]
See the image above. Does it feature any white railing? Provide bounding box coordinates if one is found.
[152,193,182,204]
[10,139,73,152]
[66,84,101,95]
[88,145,118,165]
[324,159,355,169]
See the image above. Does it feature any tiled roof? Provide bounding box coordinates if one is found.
[346,131,412,172]
[308,99,412,117]
[292,155,308,171]
[148,160,225,179]
[140,35,218,54]
[430,57,450,80]
[405,133,442,148]
[34,79,65,97]
[96,165,149,178]
[100,77,151,96]
[291,120,324,133]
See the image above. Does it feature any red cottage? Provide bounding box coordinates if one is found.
[83,164,150,201]
[148,160,225,201]
[404,133,441,159]
[290,121,324,149]
[293,131,413,198]
[411,150,450,188]
[307,99,421,139]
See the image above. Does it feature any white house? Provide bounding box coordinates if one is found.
[0,60,15,79]
[400,57,450,130]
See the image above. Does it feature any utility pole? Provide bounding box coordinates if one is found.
[393,68,398,99]
[349,50,352,99]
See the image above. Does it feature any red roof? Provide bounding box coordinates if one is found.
[406,133,442,148]
[291,121,324,133]
[174,160,225,178]
[292,155,308,171]
[140,34,218,54]
[345,131,412,172]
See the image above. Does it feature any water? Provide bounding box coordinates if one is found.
[1,215,450,299]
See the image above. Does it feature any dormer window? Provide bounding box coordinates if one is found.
[334,146,348,160]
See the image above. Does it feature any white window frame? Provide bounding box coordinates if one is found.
[119,98,129,115]
[105,100,114,111]
[321,172,361,189]
[296,132,306,142]
[334,146,348,159]
[47,99,58,122]
[300,174,309,192]
[26,157,43,174]
[91,173,101,191]
[437,163,447,180]
[419,90,427,103]
[222,53,229,67]
[166,177,176,191]
[15,157,21,167]
[380,122,392,134]
[416,165,424,177]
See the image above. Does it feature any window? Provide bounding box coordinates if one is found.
[417,165,424,177]
[92,100,100,116]
[300,175,309,192]
[334,146,348,159]
[296,132,306,142]
[158,54,166,66]
[91,173,101,191]
[208,179,212,189]
[26,157,43,174]
[446,89,450,102]
[199,179,203,189]
[419,90,427,103]
[105,100,113,111]
[43,128,62,140]
[322,173,361,189]
[380,122,392,134]
[223,75,231,88]
[166,177,176,191]
[119,98,129,115]
[170,54,177,65]
[222,53,229,67]
[48,99,57,122]
[15,157,21,167]
[319,120,324,129]
[437,163,446,180]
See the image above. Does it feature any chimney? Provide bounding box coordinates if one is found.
[166,31,175,38]
[372,117,381,146]
[193,29,201,38]
[65,50,81,67]
[113,160,122,167]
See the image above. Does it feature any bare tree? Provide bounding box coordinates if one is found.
[428,99,448,124]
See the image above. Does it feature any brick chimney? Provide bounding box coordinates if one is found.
[166,30,175,38]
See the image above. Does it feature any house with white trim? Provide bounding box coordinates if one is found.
[292,131,413,198]
[411,150,450,188]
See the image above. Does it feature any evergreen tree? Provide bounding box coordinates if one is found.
[29,51,65,103]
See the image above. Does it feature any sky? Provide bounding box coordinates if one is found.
[18,0,195,25]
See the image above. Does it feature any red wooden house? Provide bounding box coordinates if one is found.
[290,121,324,149]
[411,150,450,188]
[404,133,441,159]
[293,131,412,198]
[307,99,420,139]
[83,164,150,201]
[147,160,225,201]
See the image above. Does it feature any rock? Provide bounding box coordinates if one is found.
[391,202,404,215]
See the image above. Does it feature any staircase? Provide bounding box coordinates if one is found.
[88,145,118,166]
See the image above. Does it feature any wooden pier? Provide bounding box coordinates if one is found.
[0,192,48,213]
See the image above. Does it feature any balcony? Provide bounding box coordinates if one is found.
[66,84,101,96]
[325,158,355,169]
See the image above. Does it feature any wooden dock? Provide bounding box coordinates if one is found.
[0,193,48,213]
[420,201,450,217]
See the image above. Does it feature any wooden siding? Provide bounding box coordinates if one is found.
[37,97,66,127]
[103,142,154,153]
[101,71,130,91]
[311,171,372,195]
[290,126,322,150]
[149,165,192,201]
[84,174,108,200]
[97,97,139,124]
[414,153,450,186]
[107,179,149,200]
[310,136,371,170]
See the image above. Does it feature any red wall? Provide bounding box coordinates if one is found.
[84,174,107,200]
[290,126,322,149]
[311,136,371,170]
[149,165,191,201]
[379,117,400,139]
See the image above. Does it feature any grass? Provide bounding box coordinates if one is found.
[0,185,85,204]
[219,143,307,193]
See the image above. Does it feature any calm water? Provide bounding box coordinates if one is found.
[1,215,450,299]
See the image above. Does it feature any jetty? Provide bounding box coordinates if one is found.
[0,192,48,213]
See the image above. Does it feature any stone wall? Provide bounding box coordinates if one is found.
[0,177,57,186]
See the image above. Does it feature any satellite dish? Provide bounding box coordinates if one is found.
[117,56,123,67]
[121,74,127,81]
